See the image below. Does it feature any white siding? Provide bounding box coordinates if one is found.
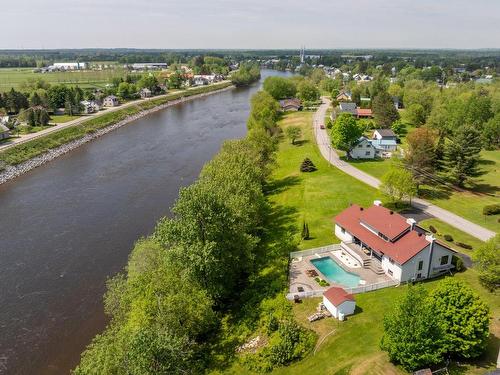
[398,245,430,282]
[349,140,375,159]
[381,256,403,281]
[335,224,354,242]
[429,242,454,277]
[323,297,356,319]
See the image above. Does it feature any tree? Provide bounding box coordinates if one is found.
[391,120,406,137]
[430,278,490,358]
[380,168,417,205]
[330,113,362,153]
[285,126,301,145]
[444,124,482,187]
[404,127,436,188]
[372,91,399,127]
[297,80,320,102]
[482,113,500,150]
[474,234,500,291]
[406,103,426,126]
[381,285,445,371]
[230,63,260,86]
[168,71,185,89]
[138,74,159,93]
[247,91,281,133]
[29,92,42,107]
[263,77,297,100]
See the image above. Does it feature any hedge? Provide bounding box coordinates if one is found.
[482,204,500,216]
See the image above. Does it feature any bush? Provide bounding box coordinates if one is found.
[443,234,453,242]
[429,225,437,234]
[456,242,472,250]
[451,255,465,272]
[482,204,500,216]
[300,158,317,172]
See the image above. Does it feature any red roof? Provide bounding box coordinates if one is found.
[335,204,430,265]
[356,108,373,116]
[323,287,355,306]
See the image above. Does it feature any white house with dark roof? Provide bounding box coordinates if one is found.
[349,136,376,159]
[371,129,398,152]
[334,201,456,283]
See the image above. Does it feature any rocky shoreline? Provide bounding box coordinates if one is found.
[0,85,234,185]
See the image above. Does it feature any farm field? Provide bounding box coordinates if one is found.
[0,66,134,91]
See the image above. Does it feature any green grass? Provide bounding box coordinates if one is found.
[219,112,499,375]
[0,82,232,166]
[0,67,134,91]
[418,218,485,254]
[50,114,84,124]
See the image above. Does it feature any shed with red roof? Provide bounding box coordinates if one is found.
[323,287,356,320]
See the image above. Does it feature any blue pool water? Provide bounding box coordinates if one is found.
[310,257,361,287]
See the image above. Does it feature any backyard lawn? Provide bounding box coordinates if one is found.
[219,111,499,375]
[50,114,84,124]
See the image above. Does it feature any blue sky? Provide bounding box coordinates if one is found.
[1,0,499,49]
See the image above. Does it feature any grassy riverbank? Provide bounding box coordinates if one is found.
[0,82,232,167]
[220,111,498,375]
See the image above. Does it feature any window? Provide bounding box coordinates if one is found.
[341,227,345,234]
[440,255,449,265]
[358,144,363,148]
[389,258,394,264]
[418,260,423,271]
[388,269,393,276]
[417,273,422,279]
[365,151,371,156]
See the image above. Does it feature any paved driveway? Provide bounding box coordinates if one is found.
[312,98,496,242]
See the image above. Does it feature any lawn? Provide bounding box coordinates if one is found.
[50,114,84,124]
[219,111,499,375]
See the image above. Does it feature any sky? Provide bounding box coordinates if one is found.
[1,0,499,50]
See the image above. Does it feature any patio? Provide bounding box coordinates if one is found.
[288,244,395,298]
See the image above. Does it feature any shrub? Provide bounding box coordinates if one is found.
[429,225,437,234]
[300,158,317,172]
[451,255,465,272]
[301,222,310,240]
[482,204,500,216]
[443,234,453,242]
[456,242,472,250]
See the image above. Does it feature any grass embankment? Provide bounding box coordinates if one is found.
[0,82,232,167]
[223,112,498,375]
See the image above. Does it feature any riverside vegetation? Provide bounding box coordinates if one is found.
[73,70,317,374]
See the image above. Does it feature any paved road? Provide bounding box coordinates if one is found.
[312,98,496,242]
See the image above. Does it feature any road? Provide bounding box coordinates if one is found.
[0,83,230,152]
[312,98,496,242]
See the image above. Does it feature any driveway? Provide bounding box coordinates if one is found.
[312,98,496,242]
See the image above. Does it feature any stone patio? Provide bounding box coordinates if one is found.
[289,244,395,297]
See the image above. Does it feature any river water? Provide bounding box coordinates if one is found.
[0,70,291,374]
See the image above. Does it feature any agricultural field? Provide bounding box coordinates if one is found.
[0,65,132,91]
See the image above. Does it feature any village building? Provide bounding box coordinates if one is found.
[0,123,10,140]
[323,287,356,320]
[349,136,376,159]
[80,100,101,114]
[139,88,152,98]
[336,91,352,102]
[334,202,456,283]
[337,102,357,115]
[372,129,397,152]
[356,108,373,119]
[279,98,303,112]
[103,95,120,107]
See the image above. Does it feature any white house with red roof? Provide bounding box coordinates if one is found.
[323,287,356,319]
[334,201,456,283]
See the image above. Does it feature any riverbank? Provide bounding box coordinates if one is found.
[0,83,233,185]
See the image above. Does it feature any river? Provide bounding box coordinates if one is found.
[0,70,292,374]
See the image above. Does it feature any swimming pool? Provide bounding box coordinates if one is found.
[310,256,361,288]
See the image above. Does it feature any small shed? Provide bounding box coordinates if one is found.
[279,98,303,112]
[323,287,356,320]
[140,88,152,98]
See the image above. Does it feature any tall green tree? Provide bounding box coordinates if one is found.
[297,80,320,102]
[482,113,500,150]
[444,124,482,186]
[263,77,297,100]
[380,168,418,204]
[330,113,362,153]
[430,278,490,359]
[372,90,400,127]
[406,103,426,126]
[474,234,500,291]
[285,126,302,145]
[247,91,280,133]
[404,127,436,188]
[381,285,445,371]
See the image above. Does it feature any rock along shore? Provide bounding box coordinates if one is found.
[0,85,234,185]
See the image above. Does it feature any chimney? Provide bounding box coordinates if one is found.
[425,234,435,243]
[406,218,416,230]
[374,200,382,206]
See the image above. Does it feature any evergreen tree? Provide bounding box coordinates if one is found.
[444,124,482,186]
[372,90,399,127]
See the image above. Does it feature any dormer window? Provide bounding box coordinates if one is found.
[378,232,389,241]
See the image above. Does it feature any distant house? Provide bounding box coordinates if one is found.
[0,123,10,140]
[336,91,352,102]
[103,95,119,107]
[337,102,357,115]
[279,98,302,112]
[356,108,373,119]
[372,129,397,152]
[392,96,403,109]
[349,136,376,159]
[323,287,356,320]
[475,77,493,85]
[80,100,101,114]
[140,88,152,98]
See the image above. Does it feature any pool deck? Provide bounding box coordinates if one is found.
[289,247,393,295]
